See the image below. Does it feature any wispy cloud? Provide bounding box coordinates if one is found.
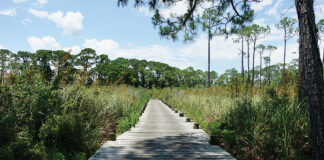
[266,0,283,19]
[32,0,48,7]
[0,8,16,16]
[251,0,273,12]
[253,18,266,26]
[38,0,48,5]
[21,18,31,25]
[13,0,27,4]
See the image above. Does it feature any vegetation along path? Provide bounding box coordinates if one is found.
[90,99,235,159]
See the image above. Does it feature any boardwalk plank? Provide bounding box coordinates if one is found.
[89,99,235,160]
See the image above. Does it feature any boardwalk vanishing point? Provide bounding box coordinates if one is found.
[90,99,235,160]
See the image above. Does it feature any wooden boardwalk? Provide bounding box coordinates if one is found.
[90,99,235,160]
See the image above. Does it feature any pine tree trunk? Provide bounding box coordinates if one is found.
[298,44,306,100]
[260,53,262,88]
[247,40,250,84]
[284,35,287,71]
[0,69,3,85]
[269,55,271,86]
[208,33,211,88]
[322,46,324,66]
[0,62,4,85]
[282,39,287,84]
[241,36,244,84]
[295,0,324,159]
[266,62,268,86]
[252,40,256,87]
[84,63,88,73]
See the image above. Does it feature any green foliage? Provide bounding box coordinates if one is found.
[35,50,53,81]
[0,75,149,160]
[247,24,270,41]
[0,46,300,89]
[0,49,13,84]
[317,19,324,35]
[116,89,150,135]
[199,8,225,38]
[76,48,96,73]
[276,17,298,41]
[256,44,266,53]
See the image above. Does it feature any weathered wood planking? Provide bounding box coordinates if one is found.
[90,99,235,160]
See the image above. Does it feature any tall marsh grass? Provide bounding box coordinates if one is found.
[153,87,311,160]
[0,83,149,160]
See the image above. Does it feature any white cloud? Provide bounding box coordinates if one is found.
[179,34,240,60]
[253,18,265,26]
[0,8,16,16]
[63,45,81,55]
[159,1,188,18]
[136,7,153,17]
[21,18,31,25]
[32,0,48,6]
[28,8,47,17]
[83,39,119,55]
[251,0,273,12]
[266,0,283,19]
[49,11,84,36]
[137,1,188,18]
[38,0,48,5]
[269,42,298,65]
[0,44,4,49]
[315,4,324,21]
[29,8,84,36]
[13,0,27,3]
[25,33,300,71]
[116,44,175,60]
[259,24,284,42]
[27,36,61,52]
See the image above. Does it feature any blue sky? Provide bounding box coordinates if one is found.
[0,0,324,74]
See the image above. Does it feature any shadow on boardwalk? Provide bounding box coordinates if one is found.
[91,133,233,159]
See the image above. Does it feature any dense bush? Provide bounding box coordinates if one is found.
[0,74,149,160]
[153,87,311,160]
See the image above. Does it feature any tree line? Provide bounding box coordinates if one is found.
[0,48,213,88]
[0,47,300,90]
